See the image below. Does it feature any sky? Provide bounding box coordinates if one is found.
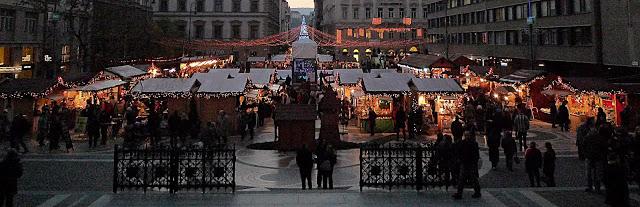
[289,0,314,8]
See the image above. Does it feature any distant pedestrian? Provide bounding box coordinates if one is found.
[584,126,606,193]
[296,144,314,189]
[525,142,542,187]
[452,131,481,199]
[558,101,570,132]
[576,118,595,161]
[501,131,517,171]
[239,110,248,141]
[247,109,257,140]
[596,107,607,127]
[0,149,23,207]
[451,116,464,141]
[37,106,50,147]
[395,107,407,140]
[487,120,501,170]
[85,101,100,148]
[513,110,530,151]
[217,110,230,143]
[200,122,218,147]
[543,142,556,187]
[99,109,111,146]
[10,114,30,153]
[435,134,453,188]
[368,108,377,136]
[549,101,557,128]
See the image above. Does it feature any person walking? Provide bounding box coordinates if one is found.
[501,131,517,171]
[395,107,407,140]
[36,106,50,147]
[217,110,230,144]
[315,140,327,189]
[452,131,481,199]
[320,145,337,189]
[549,101,558,128]
[525,142,543,187]
[583,125,606,193]
[513,110,530,151]
[296,144,314,189]
[368,108,377,136]
[200,122,217,147]
[247,109,257,140]
[48,114,63,151]
[9,114,30,154]
[99,109,111,146]
[0,149,23,207]
[543,142,556,187]
[435,134,454,188]
[558,101,570,132]
[85,101,100,148]
[604,129,630,207]
[576,118,595,161]
[239,110,248,141]
[487,120,501,170]
[596,107,607,127]
[168,111,181,146]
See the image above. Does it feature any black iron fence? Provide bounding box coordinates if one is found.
[113,145,236,193]
[359,143,449,191]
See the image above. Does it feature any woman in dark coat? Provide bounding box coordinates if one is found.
[0,149,23,207]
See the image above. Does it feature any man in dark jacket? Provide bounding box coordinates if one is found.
[452,130,481,199]
[558,101,570,132]
[549,101,558,128]
[584,126,606,193]
[0,149,23,207]
[543,142,556,187]
[296,144,314,189]
[451,116,464,141]
[368,108,377,136]
[525,142,543,187]
[501,131,517,171]
[247,109,257,140]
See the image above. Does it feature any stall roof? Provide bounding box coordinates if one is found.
[276,70,292,80]
[561,77,622,92]
[247,56,266,62]
[248,69,275,85]
[292,38,318,59]
[452,55,477,67]
[336,56,357,62]
[274,104,317,121]
[370,69,398,74]
[196,73,249,94]
[131,78,199,94]
[334,69,364,85]
[74,80,126,92]
[499,70,545,83]
[0,78,59,98]
[271,54,290,62]
[362,73,414,93]
[399,54,455,69]
[466,65,493,76]
[410,78,464,93]
[317,54,333,63]
[105,65,148,79]
[62,72,99,86]
[206,68,241,74]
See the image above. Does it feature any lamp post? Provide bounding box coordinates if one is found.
[527,0,535,70]
[184,1,197,57]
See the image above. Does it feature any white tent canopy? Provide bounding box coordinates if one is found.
[248,69,276,86]
[271,54,290,62]
[105,65,147,79]
[74,80,126,92]
[247,56,266,62]
[196,73,249,94]
[334,69,364,85]
[317,54,333,63]
[410,78,464,93]
[362,73,414,93]
[292,38,318,59]
[131,78,199,94]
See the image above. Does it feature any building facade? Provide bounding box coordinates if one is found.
[0,0,45,78]
[423,0,640,72]
[280,0,291,32]
[316,0,429,62]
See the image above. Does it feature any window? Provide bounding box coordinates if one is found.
[233,0,241,12]
[515,5,524,19]
[464,0,472,5]
[232,24,241,39]
[24,12,37,34]
[377,8,384,18]
[342,7,348,19]
[212,24,223,39]
[178,0,187,11]
[353,8,359,19]
[575,26,592,45]
[399,8,405,17]
[411,8,417,18]
[477,11,485,23]
[487,9,495,22]
[495,31,506,45]
[250,24,260,39]
[214,0,223,12]
[388,8,395,18]
[177,24,186,38]
[0,9,15,32]
[251,0,259,12]
[365,8,371,18]
[194,24,204,39]
[506,30,518,45]
[573,0,592,13]
[423,8,428,18]
[61,45,70,63]
[495,7,505,21]
[196,0,204,12]
[506,7,513,20]
[540,29,558,45]
[159,0,168,11]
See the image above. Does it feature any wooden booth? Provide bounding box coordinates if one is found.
[130,78,201,116]
[274,104,317,151]
[398,54,456,78]
[193,72,249,133]
[64,80,126,109]
[270,54,292,69]
[409,78,465,133]
[540,77,627,128]
[495,70,546,107]
[247,56,267,68]
[357,73,414,133]
[0,79,64,133]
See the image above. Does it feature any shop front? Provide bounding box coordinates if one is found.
[540,77,626,128]
[410,78,465,133]
[357,73,413,133]
[496,69,546,108]
[64,80,126,109]
[0,79,64,133]
[398,54,456,78]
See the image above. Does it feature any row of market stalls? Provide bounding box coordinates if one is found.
[247,54,359,70]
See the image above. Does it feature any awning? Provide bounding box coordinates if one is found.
[270,54,290,62]
[105,65,148,79]
[73,80,126,92]
[495,86,518,94]
[247,56,266,62]
[362,73,414,94]
[131,78,200,95]
[499,70,545,83]
[398,54,455,69]
[292,38,318,59]
[317,54,333,63]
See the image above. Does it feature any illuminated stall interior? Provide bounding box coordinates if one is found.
[460,65,500,90]
[541,77,627,128]
[398,54,456,78]
[247,56,267,68]
[270,54,291,69]
[358,73,414,133]
[496,69,546,107]
[179,56,232,76]
[64,80,126,109]
[0,79,63,127]
[317,54,334,70]
[410,78,465,133]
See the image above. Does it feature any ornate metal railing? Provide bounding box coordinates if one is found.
[113,145,235,193]
[359,142,449,191]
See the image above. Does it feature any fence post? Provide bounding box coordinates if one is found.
[170,147,178,194]
[415,146,423,191]
[232,145,236,193]
[359,145,363,192]
[113,145,119,193]
[143,147,148,194]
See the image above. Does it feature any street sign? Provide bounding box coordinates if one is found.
[44,55,52,62]
[527,17,535,25]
